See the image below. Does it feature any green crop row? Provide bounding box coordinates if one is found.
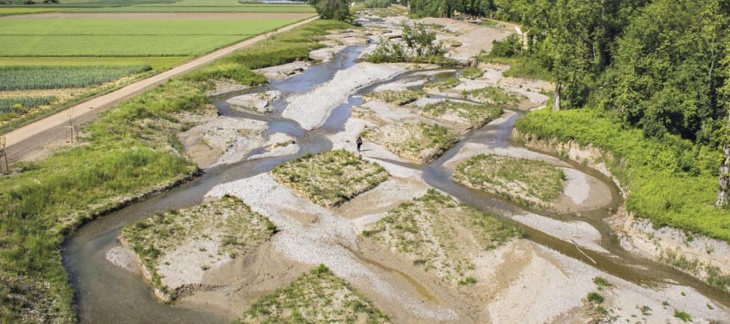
[515,108,730,242]
[0,96,56,122]
[0,65,151,90]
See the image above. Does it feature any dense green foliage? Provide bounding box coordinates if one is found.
[0,65,150,90]
[366,23,456,65]
[0,19,351,322]
[308,0,351,21]
[363,0,392,8]
[516,109,730,242]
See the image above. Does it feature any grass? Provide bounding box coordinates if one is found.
[121,195,275,301]
[453,154,564,209]
[363,89,423,106]
[0,19,299,57]
[70,3,315,13]
[0,65,151,90]
[674,310,692,322]
[363,122,458,163]
[0,56,191,69]
[515,108,730,243]
[479,56,554,81]
[424,76,460,91]
[463,86,525,109]
[420,100,502,128]
[363,189,521,284]
[0,8,60,16]
[271,149,390,208]
[0,19,354,322]
[586,292,604,304]
[459,67,482,80]
[239,264,390,323]
[592,276,611,289]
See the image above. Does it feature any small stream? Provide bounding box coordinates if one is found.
[63,42,730,323]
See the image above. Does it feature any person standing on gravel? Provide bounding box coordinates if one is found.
[356,135,363,152]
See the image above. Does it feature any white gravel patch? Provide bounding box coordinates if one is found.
[561,168,590,205]
[489,243,730,323]
[512,213,607,253]
[206,174,458,320]
[361,100,417,122]
[283,62,406,130]
[105,245,138,272]
[254,61,310,80]
[158,239,231,290]
[226,90,279,113]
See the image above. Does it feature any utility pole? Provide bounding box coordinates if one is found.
[0,136,8,174]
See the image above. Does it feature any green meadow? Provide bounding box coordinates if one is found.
[0,19,300,57]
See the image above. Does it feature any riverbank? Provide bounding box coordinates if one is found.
[514,123,730,293]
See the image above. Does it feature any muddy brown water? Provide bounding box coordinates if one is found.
[63,44,730,323]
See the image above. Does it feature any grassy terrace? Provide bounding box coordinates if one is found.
[515,108,730,242]
[453,154,564,209]
[239,265,390,323]
[363,89,423,106]
[363,122,458,163]
[420,100,502,128]
[272,150,390,208]
[0,19,352,322]
[363,189,521,284]
[121,195,275,301]
[464,86,525,109]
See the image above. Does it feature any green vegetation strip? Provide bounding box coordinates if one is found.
[459,67,482,80]
[453,154,564,208]
[363,122,458,163]
[272,149,390,207]
[364,189,521,284]
[515,108,730,242]
[239,265,390,323]
[424,76,460,90]
[363,89,423,106]
[420,100,502,128]
[0,19,352,322]
[0,65,151,90]
[479,56,554,82]
[463,86,524,108]
[121,195,276,301]
[0,19,298,57]
[0,96,55,119]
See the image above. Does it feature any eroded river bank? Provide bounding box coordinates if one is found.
[63,12,730,323]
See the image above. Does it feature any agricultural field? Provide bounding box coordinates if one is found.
[0,8,60,16]
[0,6,311,131]
[271,150,390,207]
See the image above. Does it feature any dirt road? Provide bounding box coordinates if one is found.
[1,15,318,164]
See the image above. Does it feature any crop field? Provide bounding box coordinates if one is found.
[0,66,151,90]
[0,57,190,69]
[0,19,301,57]
[73,4,315,13]
[0,8,61,16]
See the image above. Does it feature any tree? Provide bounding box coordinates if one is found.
[308,0,351,21]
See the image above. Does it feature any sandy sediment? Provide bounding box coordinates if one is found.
[226,90,280,113]
[282,62,406,130]
[177,116,268,168]
[105,245,139,272]
[253,61,310,80]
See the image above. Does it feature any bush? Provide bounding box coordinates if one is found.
[364,0,391,8]
[489,34,522,58]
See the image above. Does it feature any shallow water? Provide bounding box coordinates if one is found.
[63,41,730,323]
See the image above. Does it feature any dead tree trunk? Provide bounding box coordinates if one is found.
[717,144,730,206]
[553,82,562,111]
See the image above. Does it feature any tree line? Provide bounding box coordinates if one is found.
[407,0,730,148]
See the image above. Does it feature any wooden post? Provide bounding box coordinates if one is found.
[0,136,7,174]
[66,108,77,144]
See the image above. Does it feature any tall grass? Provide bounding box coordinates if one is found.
[516,108,730,242]
[0,65,151,90]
